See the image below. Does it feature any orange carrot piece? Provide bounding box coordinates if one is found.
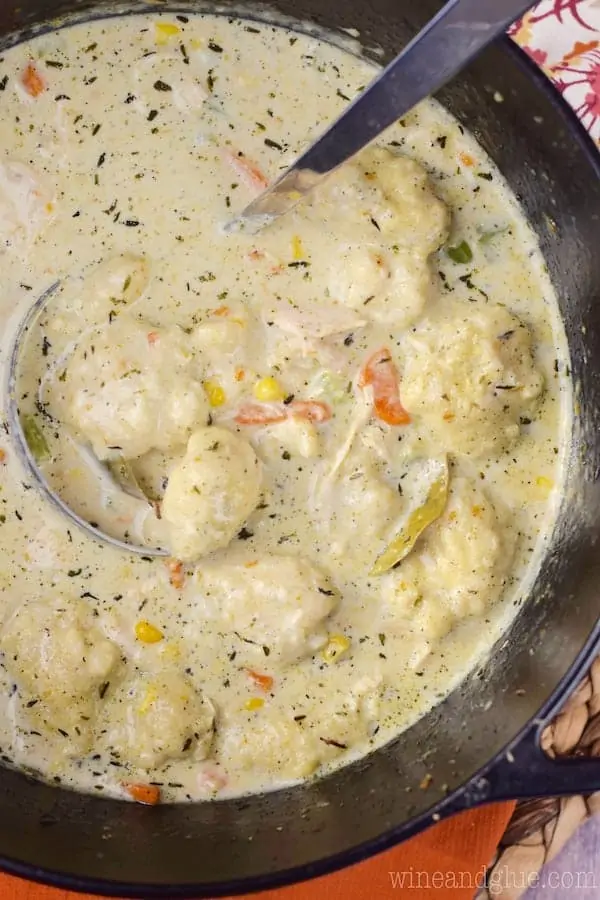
[167,558,185,589]
[248,249,265,261]
[0,449,6,464]
[288,400,332,423]
[359,347,411,426]
[247,669,274,692]
[223,149,268,192]
[235,399,332,427]
[459,151,475,167]
[21,63,46,98]
[147,331,159,346]
[234,368,245,382]
[234,402,287,426]
[124,783,161,806]
[213,305,230,317]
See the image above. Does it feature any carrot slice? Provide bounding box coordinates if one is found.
[288,400,332,423]
[21,63,46,98]
[223,149,268,192]
[235,399,332,427]
[247,669,274,692]
[234,402,287,426]
[166,558,185,589]
[124,783,161,806]
[459,151,475,167]
[359,347,411,426]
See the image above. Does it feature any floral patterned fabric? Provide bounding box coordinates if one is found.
[509,0,600,144]
[479,3,600,895]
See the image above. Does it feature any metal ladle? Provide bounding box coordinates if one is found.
[7,281,169,556]
[230,0,536,232]
[8,0,534,554]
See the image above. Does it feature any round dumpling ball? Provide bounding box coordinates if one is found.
[49,313,208,460]
[400,304,543,458]
[193,555,339,663]
[96,670,214,770]
[0,596,120,754]
[381,477,510,640]
[162,427,261,562]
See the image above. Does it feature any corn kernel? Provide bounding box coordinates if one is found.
[155,21,180,44]
[253,376,285,402]
[139,685,158,714]
[291,235,304,260]
[535,475,554,498]
[536,476,554,489]
[135,620,163,644]
[204,381,226,407]
[322,634,351,664]
[244,697,265,711]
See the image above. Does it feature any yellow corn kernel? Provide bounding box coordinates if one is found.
[535,475,554,498]
[253,376,285,402]
[244,697,265,711]
[155,22,181,44]
[204,381,226,407]
[139,685,158,714]
[322,634,351,664]
[160,641,181,660]
[291,235,304,260]
[135,620,163,644]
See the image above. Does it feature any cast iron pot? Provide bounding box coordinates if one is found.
[1,0,600,896]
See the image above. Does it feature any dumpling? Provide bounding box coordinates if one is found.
[318,455,404,573]
[48,313,208,460]
[193,555,338,663]
[96,670,214,770]
[162,427,262,562]
[0,597,120,754]
[317,146,449,328]
[381,477,510,640]
[217,714,320,781]
[401,303,544,458]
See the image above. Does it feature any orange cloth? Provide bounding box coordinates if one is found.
[0,801,514,900]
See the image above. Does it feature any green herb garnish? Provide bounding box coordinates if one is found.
[447,240,473,264]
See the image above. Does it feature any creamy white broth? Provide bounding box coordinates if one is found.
[0,12,569,802]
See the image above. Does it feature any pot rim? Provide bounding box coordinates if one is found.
[0,30,598,900]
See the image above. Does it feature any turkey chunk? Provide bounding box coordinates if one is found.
[382,477,510,640]
[0,597,120,753]
[48,313,208,460]
[195,555,338,663]
[162,427,261,562]
[96,670,214,770]
[0,159,54,251]
[401,304,543,458]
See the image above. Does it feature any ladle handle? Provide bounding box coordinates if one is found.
[236,0,537,227]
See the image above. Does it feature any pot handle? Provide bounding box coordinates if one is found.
[457,721,600,809]
[443,635,600,813]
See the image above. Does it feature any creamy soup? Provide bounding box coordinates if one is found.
[0,12,569,803]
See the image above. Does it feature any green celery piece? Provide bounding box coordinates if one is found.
[21,415,50,462]
[447,240,473,264]
[370,462,449,577]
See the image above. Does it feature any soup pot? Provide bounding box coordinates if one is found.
[1,0,600,896]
